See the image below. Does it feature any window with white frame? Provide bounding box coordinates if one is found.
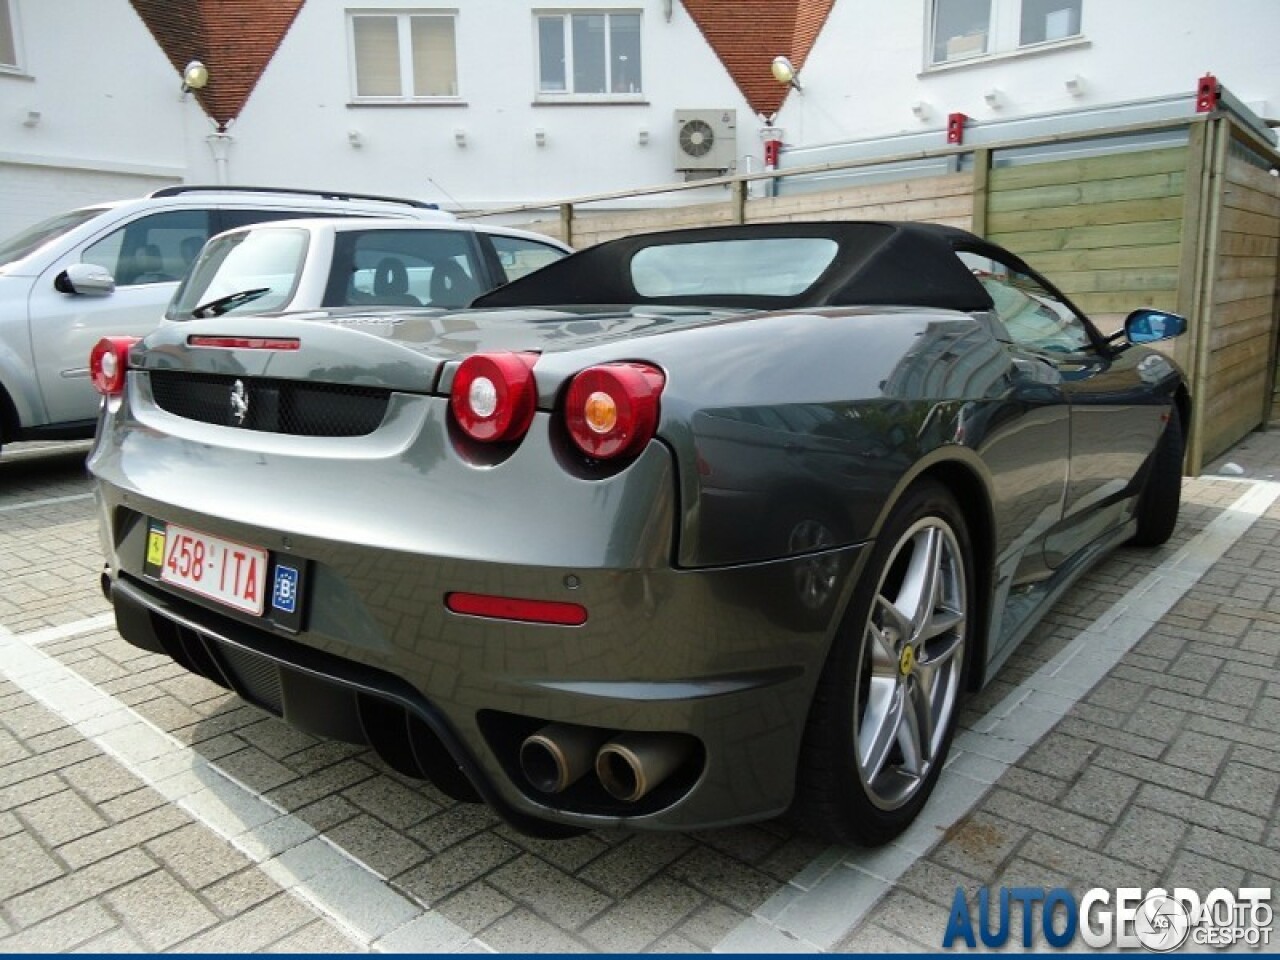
[349,11,458,100]
[1,1,21,71]
[535,11,642,98]
[929,0,1081,65]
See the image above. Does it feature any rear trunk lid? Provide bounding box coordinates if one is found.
[135,306,747,399]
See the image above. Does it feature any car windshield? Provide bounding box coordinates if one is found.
[630,238,839,298]
[168,228,308,320]
[0,207,109,268]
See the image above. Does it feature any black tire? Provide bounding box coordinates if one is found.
[1129,405,1184,548]
[791,479,973,846]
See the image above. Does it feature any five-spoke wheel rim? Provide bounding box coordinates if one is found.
[854,516,966,810]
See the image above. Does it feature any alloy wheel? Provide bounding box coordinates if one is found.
[854,516,967,810]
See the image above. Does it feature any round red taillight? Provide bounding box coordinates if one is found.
[89,336,141,397]
[450,352,538,442]
[565,363,665,459]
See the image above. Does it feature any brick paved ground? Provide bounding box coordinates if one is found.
[839,484,1280,952]
[0,436,1276,952]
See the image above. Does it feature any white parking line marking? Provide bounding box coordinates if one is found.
[0,617,482,953]
[0,492,94,514]
[22,612,117,646]
[715,480,1280,953]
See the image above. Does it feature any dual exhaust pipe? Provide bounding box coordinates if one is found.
[520,723,692,803]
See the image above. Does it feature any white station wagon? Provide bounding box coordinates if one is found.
[0,186,455,455]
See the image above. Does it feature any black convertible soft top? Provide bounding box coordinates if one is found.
[473,221,1005,313]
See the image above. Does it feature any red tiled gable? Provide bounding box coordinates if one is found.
[682,0,835,118]
[129,0,306,130]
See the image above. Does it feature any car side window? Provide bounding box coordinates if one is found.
[956,250,1091,353]
[82,210,211,286]
[488,234,568,282]
[325,229,484,309]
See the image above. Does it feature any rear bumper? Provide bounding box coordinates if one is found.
[90,388,867,831]
[102,536,862,831]
[109,576,573,835]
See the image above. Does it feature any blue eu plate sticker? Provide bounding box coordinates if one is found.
[272,564,299,614]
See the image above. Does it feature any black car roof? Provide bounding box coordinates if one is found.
[473,221,999,313]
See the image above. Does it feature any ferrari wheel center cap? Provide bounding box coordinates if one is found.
[898,645,915,677]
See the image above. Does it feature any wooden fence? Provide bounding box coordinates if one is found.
[468,112,1280,472]
[1195,135,1280,466]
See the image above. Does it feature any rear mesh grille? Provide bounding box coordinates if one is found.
[147,613,283,713]
[149,371,389,437]
[218,644,285,715]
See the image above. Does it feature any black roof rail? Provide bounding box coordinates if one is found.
[147,185,440,210]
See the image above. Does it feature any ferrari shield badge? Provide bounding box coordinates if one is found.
[230,379,249,426]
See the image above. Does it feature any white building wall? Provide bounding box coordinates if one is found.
[0,163,177,235]
[203,0,753,210]
[0,0,191,233]
[776,0,1280,151]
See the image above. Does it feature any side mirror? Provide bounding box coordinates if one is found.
[54,263,116,296]
[1124,308,1185,344]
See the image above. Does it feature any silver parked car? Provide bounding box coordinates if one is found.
[0,186,451,455]
[166,218,572,322]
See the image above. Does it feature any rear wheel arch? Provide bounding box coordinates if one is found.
[906,459,995,691]
[792,473,979,844]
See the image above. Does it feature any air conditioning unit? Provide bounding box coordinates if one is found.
[674,109,736,173]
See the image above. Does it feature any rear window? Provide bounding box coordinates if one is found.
[630,237,839,298]
[168,228,308,319]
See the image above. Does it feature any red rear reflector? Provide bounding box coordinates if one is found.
[89,336,141,396]
[445,592,587,626]
[565,362,665,459]
[450,352,538,443]
[187,336,301,350]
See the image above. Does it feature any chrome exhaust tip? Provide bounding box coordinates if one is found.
[520,723,609,794]
[595,733,692,803]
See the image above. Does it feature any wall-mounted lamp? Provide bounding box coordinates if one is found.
[983,87,1004,109]
[347,129,364,148]
[637,127,649,146]
[454,128,467,148]
[1064,74,1086,97]
[771,56,802,92]
[181,60,209,94]
[22,108,41,128]
[910,100,932,121]
[534,127,547,147]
